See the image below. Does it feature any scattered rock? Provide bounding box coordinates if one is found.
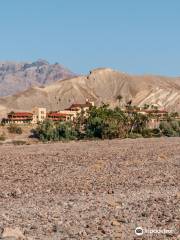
[2,227,27,240]
[0,138,179,239]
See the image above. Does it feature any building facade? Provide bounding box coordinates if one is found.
[32,107,47,124]
[47,112,70,122]
[1,100,95,125]
[3,112,33,124]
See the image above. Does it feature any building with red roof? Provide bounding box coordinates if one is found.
[47,112,71,121]
[5,112,33,124]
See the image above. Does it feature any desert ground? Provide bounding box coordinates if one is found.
[0,138,179,240]
[0,125,37,144]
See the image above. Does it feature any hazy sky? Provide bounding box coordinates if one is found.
[0,0,179,76]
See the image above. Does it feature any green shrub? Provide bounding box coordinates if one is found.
[55,121,77,141]
[159,121,179,137]
[178,121,180,127]
[7,124,22,134]
[151,128,162,137]
[128,133,142,139]
[32,120,77,142]
[159,121,171,130]
[142,128,153,138]
[32,119,55,141]
[171,121,180,132]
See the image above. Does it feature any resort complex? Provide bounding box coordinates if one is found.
[1,99,95,125]
[1,98,179,130]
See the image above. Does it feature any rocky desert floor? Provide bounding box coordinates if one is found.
[0,138,179,240]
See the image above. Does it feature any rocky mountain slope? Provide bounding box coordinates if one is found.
[0,68,179,117]
[0,60,75,96]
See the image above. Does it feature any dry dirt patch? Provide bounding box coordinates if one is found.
[0,138,179,239]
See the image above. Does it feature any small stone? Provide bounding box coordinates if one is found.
[2,227,26,240]
[52,225,57,232]
[111,220,121,226]
[98,226,106,234]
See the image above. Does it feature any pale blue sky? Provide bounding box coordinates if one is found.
[0,0,179,76]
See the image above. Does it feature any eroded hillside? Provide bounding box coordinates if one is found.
[0,68,179,117]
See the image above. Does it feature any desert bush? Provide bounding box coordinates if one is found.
[0,119,6,126]
[159,121,179,137]
[54,121,77,141]
[159,121,171,130]
[151,128,162,137]
[7,124,22,134]
[141,128,153,138]
[170,121,180,132]
[0,132,6,141]
[33,119,55,141]
[128,133,142,139]
[178,121,180,127]
[33,120,77,141]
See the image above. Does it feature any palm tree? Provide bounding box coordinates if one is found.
[126,99,132,110]
[116,95,123,107]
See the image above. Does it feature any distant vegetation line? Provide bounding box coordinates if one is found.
[31,104,180,142]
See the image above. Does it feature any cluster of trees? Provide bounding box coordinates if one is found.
[32,104,180,142]
[32,120,77,142]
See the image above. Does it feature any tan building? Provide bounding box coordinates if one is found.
[1,101,94,125]
[48,99,95,122]
[65,99,94,116]
[32,107,46,124]
[58,110,77,121]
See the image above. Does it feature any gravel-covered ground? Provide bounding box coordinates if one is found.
[0,138,179,240]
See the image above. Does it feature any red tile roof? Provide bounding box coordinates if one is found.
[47,112,67,121]
[8,112,33,117]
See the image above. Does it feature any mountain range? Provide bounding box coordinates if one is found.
[0,60,75,96]
[0,65,179,117]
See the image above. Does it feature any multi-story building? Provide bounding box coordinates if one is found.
[47,112,70,122]
[2,107,47,125]
[65,99,94,116]
[32,107,47,124]
[1,100,95,125]
[58,110,78,121]
[66,99,94,112]
[3,112,33,124]
[49,99,95,121]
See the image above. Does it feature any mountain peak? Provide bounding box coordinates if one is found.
[0,60,76,96]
